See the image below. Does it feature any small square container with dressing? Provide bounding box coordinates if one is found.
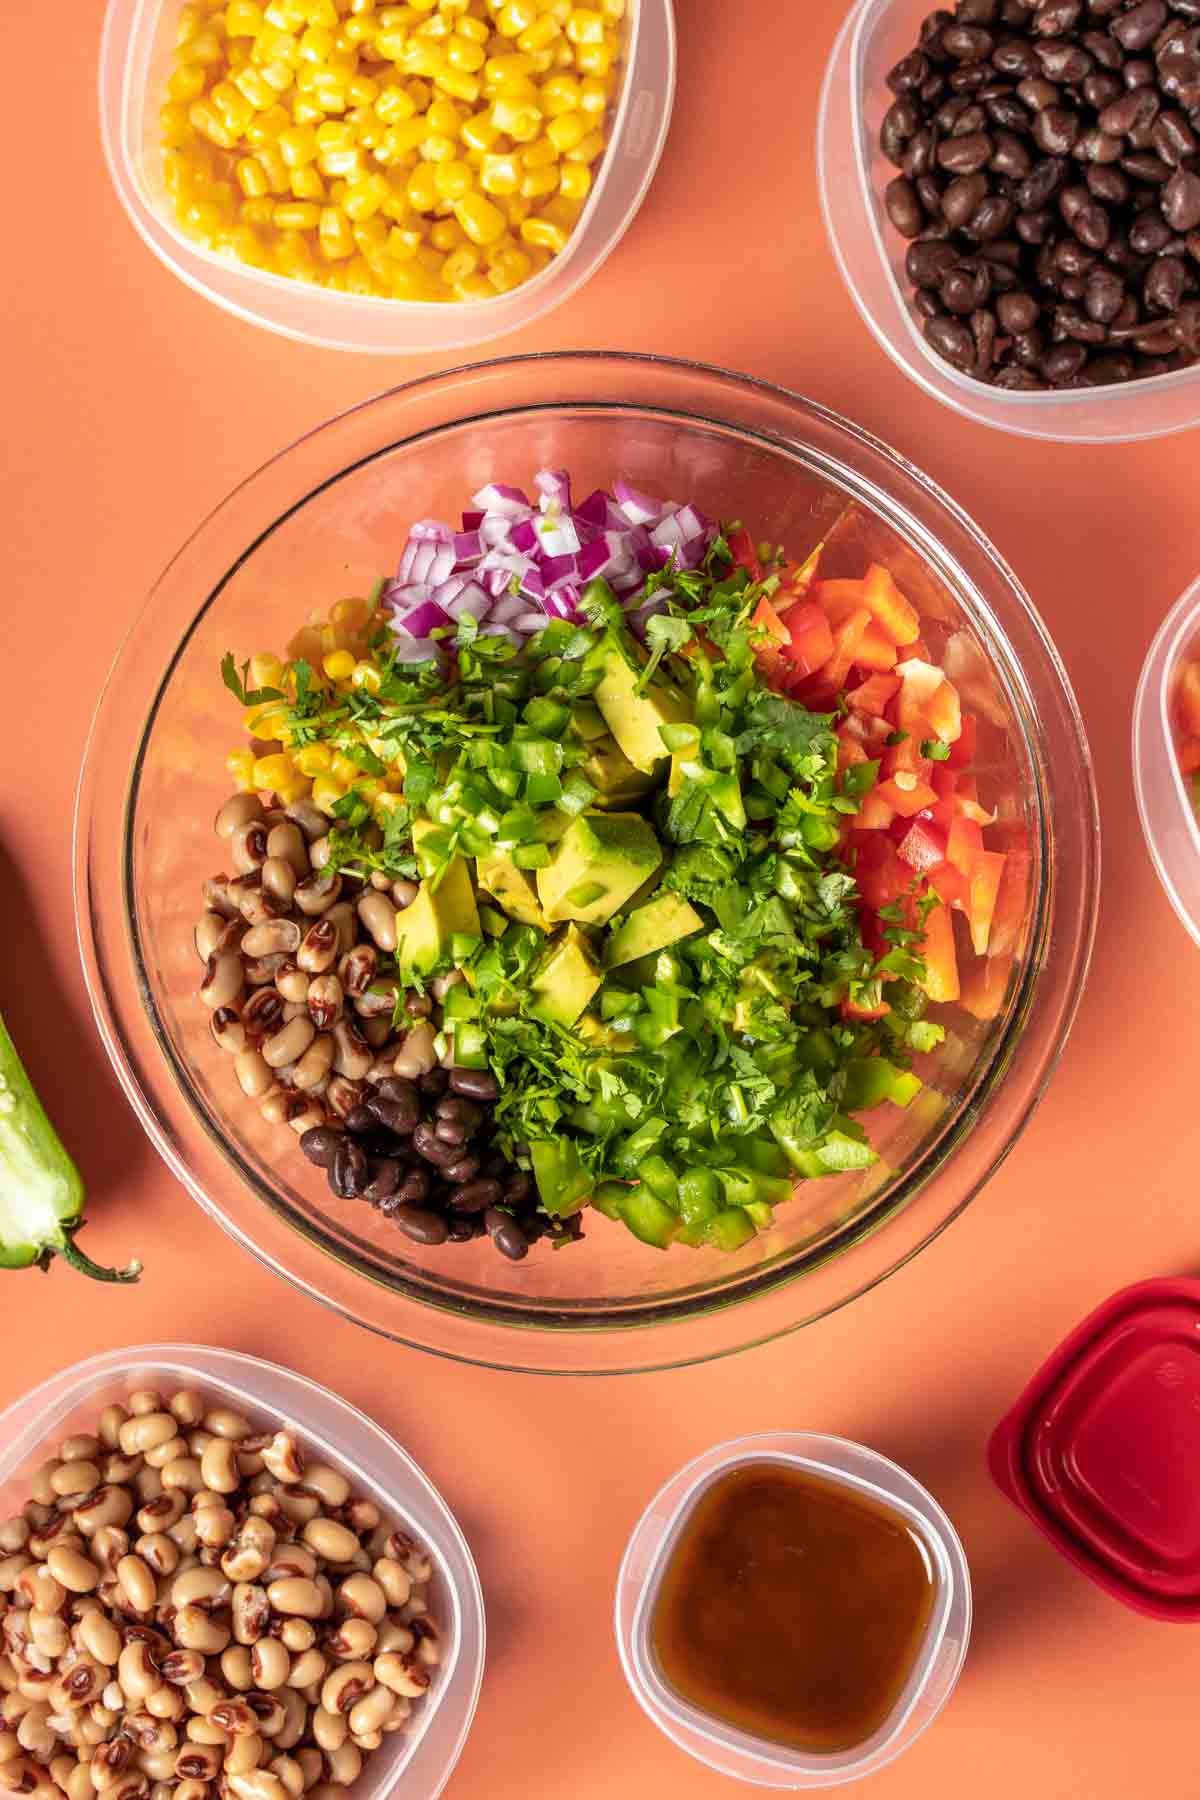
[0,1344,485,1800]
[98,0,675,353]
[615,1432,971,1789]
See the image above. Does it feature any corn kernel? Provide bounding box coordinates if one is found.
[227,1,265,33]
[350,659,382,691]
[168,62,208,102]
[519,213,566,252]
[479,152,520,196]
[565,7,603,43]
[406,162,440,210]
[446,33,485,70]
[375,83,417,123]
[322,648,357,680]
[486,242,531,290]
[433,158,473,199]
[241,194,276,223]
[497,0,537,33]
[517,14,561,51]
[373,790,405,821]
[311,775,347,814]
[558,158,590,200]
[460,111,500,151]
[160,103,194,147]
[453,190,506,243]
[566,126,604,161]
[546,107,585,151]
[440,243,479,284]
[291,163,325,197]
[294,743,333,776]
[430,216,466,249]
[421,130,458,161]
[520,163,557,197]
[252,752,297,790]
[577,73,607,114]
[329,752,361,785]
[434,67,481,102]
[278,122,318,164]
[226,748,257,792]
[574,39,611,75]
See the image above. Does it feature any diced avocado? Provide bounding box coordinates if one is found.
[536,812,662,927]
[530,925,602,1027]
[592,640,692,775]
[606,892,704,968]
[476,849,548,931]
[582,732,656,807]
[395,821,480,975]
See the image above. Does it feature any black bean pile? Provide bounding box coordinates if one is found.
[298,1069,582,1262]
[880,0,1200,388]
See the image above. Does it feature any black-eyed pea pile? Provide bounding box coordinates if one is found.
[0,1385,439,1800]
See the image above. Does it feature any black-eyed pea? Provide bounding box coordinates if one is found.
[99,1678,124,1711]
[50,1462,100,1500]
[175,1782,210,1800]
[323,1619,375,1662]
[29,1464,61,1509]
[318,1663,372,1719]
[64,1762,93,1800]
[57,1436,101,1467]
[0,1560,30,1596]
[380,1694,410,1734]
[160,1460,204,1496]
[372,1654,427,1699]
[246,1473,276,1498]
[272,1689,306,1755]
[345,1547,371,1575]
[194,1507,235,1552]
[322,1742,360,1788]
[231,1583,270,1647]
[294,1748,323,1790]
[15,1569,65,1615]
[282,1649,325,1691]
[412,1620,441,1668]
[346,1685,392,1739]
[116,1644,161,1706]
[118,1415,176,1459]
[260,1436,303,1487]
[132,1469,163,1506]
[136,1491,186,1537]
[173,1745,221,1783]
[15,1706,54,1758]
[26,1613,67,1661]
[183,1716,228,1748]
[143,1437,188,1473]
[166,1516,198,1557]
[202,1409,252,1443]
[116,1556,157,1616]
[301,1521,356,1566]
[1,1755,58,1800]
[337,1576,385,1624]
[99,1454,140,1487]
[306,1786,343,1800]
[223,1729,265,1777]
[342,1501,378,1537]
[97,1408,128,1452]
[249,1641,289,1692]
[298,1467,349,1512]
[143,1686,185,1725]
[90,1525,131,1573]
[209,1701,259,1740]
[127,1391,164,1419]
[309,1710,344,1756]
[273,1494,319,1528]
[236,1450,266,1480]
[0,1523,28,1559]
[134,1535,178,1579]
[172,1606,230,1656]
[371,1559,410,1609]
[76,1612,121,1667]
[109,1774,150,1800]
[228,1773,287,1800]
[277,1620,313,1655]
[155,1649,204,1690]
[133,1750,176,1784]
[90,1738,135,1789]
[268,1754,304,1799]
[351,1730,382,1753]
[198,1439,239,1498]
[220,1648,254,1692]
[168,1392,205,1430]
[267,1580,322,1622]
[49,1544,104,1598]
[221,1517,275,1585]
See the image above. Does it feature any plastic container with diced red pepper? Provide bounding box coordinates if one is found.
[728,514,1027,1029]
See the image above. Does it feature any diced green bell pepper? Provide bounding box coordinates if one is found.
[529,1138,593,1217]
[617,1186,679,1250]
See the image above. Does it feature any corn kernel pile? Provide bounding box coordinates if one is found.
[162,0,626,302]
[228,596,411,819]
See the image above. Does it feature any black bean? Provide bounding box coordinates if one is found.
[1163,167,1200,230]
[445,1218,479,1243]
[1122,151,1172,180]
[1018,74,1061,110]
[1034,105,1081,152]
[886,175,926,236]
[1055,235,1097,273]
[1087,163,1130,203]
[417,1067,449,1097]
[1075,126,1123,162]
[299,1126,341,1169]
[1085,351,1135,382]
[1041,339,1089,379]
[917,173,946,214]
[1075,201,1112,246]
[1016,205,1055,240]
[924,314,978,367]
[412,1122,460,1167]
[993,40,1039,77]
[451,1178,503,1214]
[433,1118,469,1146]
[986,92,1031,130]
[998,289,1040,330]
[1146,252,1187,309]
[376,1075,419,1105]
[436,1096,484,1128]
[942,261,991,309]
[1013,323,1047,363]
[344,1105,376,1135]
[943,172,990,226]
[915,287,946,318]
[937,130,994,170]
[991,127,1034,174]
[943,23,995,58]
[1152,109,1197,164]
[1085,265,1126,319]
[903,126,939,177]
[1131,205,1174,252]
[1174,298,1200,351]
[907,238,959,284]
[330,1139,369,1200]
[888,48,931,93]
[363,1158,402,1203]
[449,1068,500,1101]
[994,363,1048,387]
[1019,156,1068,208]
[393,1207,450,1246]
[882,97,921,161]
[396,1167,430,1207]
[958,0,998,22]
[1036,42,1092,84]
[1082,70,1124,108]
[483,1208,529,1262]
[365,1091,421,1136]
[1157,30,1200,103]
[970,306,999,370]
[950,103,990,137]
[1112,0,1168,53]
[1123,58,1156,91]
[970,194,1018,239]
[1054,303,1109,341]
[442,1154,481,1185]
[1034,0,1081,31]
[503,1171,533,1207]
[1082,30,1122,71]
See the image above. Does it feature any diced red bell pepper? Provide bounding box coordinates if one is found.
[927,859,969,912]
[919,896,960,1004]
[896,657,962,744]
[896,817,948,874]
[815,578,871,624]
[782,600,835,677]
[852,835,911,910]
[842,992,891,1023]
[947,712,978,770]
[959,952,1013,1021]
[853,623,901,672]
[854,789,896,830]
[751,595,791,688]
[751,595,790,645]
[823,609,872,692]
[882,731,932,779]
[877,775,939,817]
[862,564,921,646]
[1180,736,1200,775]
[946,815,984,877]
[967,849,1007,956]
[907,636,932,663]
[1175,661,1200,738]
[987,827,1030,958]
[727,526,762,582]
[847,673,901,718]
[836,727,870,776]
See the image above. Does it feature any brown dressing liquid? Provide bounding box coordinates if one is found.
[650,1462,936,1755]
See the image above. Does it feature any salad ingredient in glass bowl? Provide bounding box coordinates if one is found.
[0,1378,440,1800]
[162,0,625,302]
[879,0,1200,391]
[1173,654,1200,809]
[201,469,1021,1261]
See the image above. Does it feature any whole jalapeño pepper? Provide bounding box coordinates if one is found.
[0,1010,141,1282]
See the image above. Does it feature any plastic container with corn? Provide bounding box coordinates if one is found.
[163,0,626,302]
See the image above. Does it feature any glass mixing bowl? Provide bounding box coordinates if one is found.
[74,353,1098,1374]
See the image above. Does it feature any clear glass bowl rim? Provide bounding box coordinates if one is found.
[73,350,1100,1374]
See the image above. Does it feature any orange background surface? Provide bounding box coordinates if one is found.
[5,0,1200,1794]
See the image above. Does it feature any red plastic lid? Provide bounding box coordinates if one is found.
[989,1279,1200,1621]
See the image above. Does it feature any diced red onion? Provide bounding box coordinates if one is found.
[471,482,530,516]
[392,597,451,638]
[534,468,572,512]
[390,636,441,663]
[408,518,454,545]
[454,530,482,562]
[461,509,484,530]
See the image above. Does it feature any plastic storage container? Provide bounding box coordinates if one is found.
[990,1279,1200,1620]
[817,0,1200,444]
[615,1433,971,1788]
[0,1344,485,1800]
[98,0,675,353]
[1133,575,1200,948]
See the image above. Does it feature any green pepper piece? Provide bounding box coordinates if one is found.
[677,1168,721,1227]
[638,1156,678,1205]
[616,1185,679,1250]
[529,1138,593,1217]
[742,1200,775,1230]
[0,1011,140,1282]
[706,1208,757,1252]
[592,1181,629,1221]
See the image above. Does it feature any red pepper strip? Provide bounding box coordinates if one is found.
[782,600,834,677]
[877,776,939,817]
[927,859,969,912]
[726,526,763,582]
[959,952,1014,1021]
[987,826,1031,958]
[947,712,978,769]
[854,789,896,831]
[842,993,891,1023]
[848,673,901,718]
[853,623,901,672]
[823,609,872,692]
[946,815,984,876]
[919,894,960,1003]
[862,563,921,646]
[966,850,1007,956]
